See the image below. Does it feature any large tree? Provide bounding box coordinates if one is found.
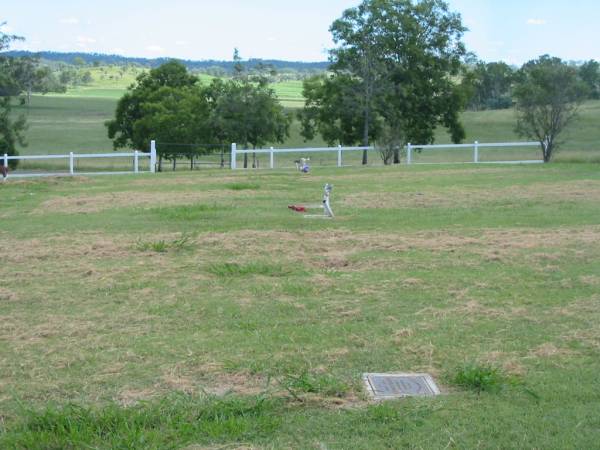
[329,5,384,164]
[131,85,213,170]
[0,23,27,170]
[299,73,376,147]
[514,55,589,162]
[106,61,198,153]
[209,77,290,168]
[301,0,468,164]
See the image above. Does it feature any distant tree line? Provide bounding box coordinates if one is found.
[106,57,291,170]
[461,58,599,111]
[3,51,330,81]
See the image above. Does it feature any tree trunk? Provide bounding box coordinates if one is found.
[542,137,552,163]
[243,152,248,169]
[158,155,163,172]
[172,158,176,171]
[190,155,194,170]
[220,148,225,168]
[362,102,369,165]
[393,147,400,164]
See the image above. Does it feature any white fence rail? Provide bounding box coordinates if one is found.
[230,141,544,169]
[406,141,543,165]
[2,141,157,179]
[230,144,371,169]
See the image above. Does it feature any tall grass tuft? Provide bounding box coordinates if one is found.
[281,371,350,399]
[208,262,291,277]
[2,394,281,449]
[452,363,506,394]
[225,182,261,191]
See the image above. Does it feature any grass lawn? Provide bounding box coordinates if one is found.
[1,163,599,448]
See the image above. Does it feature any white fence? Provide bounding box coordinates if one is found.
[2,142,157,179]
[230,141,544,169]
[407,141,543,165]
[230,144,372,169]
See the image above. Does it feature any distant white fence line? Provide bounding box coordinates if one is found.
[230,141,544,169]
[406,141,543,165]
[230,143,371,169]
[2,140,544,179]
[2,142,157,179]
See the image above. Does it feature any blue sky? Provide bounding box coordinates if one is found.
[2,0,599,64]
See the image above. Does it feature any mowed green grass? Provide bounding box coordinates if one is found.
[1,163,600,448]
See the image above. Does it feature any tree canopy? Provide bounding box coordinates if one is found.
[106,60,200,152]
[578,60,600,100]
[465,61,515,110]
[300,0,468,164]
[0,23,27,169]
[514,55,589,162]
[106,59,290,169]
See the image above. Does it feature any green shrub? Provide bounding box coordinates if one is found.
[452,363,505,394]
[281,371,350,398]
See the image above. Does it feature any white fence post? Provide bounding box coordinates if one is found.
[270,147,274,169]
[407,143,412,165]
[150,140,156,173]
[69,152,74,175]
[231,143,237,169]
[134,150,139,173]
[3,153,7,170]
[474,141,479,163]
[338,145,342,167]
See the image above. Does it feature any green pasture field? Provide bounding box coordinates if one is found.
[1,163,600,448]
[11,89,600,168]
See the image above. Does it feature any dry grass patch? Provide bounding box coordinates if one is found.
[579,275,600,286]
[0,287,19,302]
[193,227,600,280]
[0,231,198,267]
[130,174,250,187]
[392,328,414,343]
[483,351,526,376]
[34,190,245,214]
[116,388,157,407]
[529,343,574,358]
[341,180,600,209]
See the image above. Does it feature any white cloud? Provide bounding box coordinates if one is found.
[0,24,13,33]
[146,45,165,53]
[60,17,80,25]
[527,18,547,26]
[175,40,188,46]
[76,35,96,49]
[111,47,125,55]
[77,36,96,44]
